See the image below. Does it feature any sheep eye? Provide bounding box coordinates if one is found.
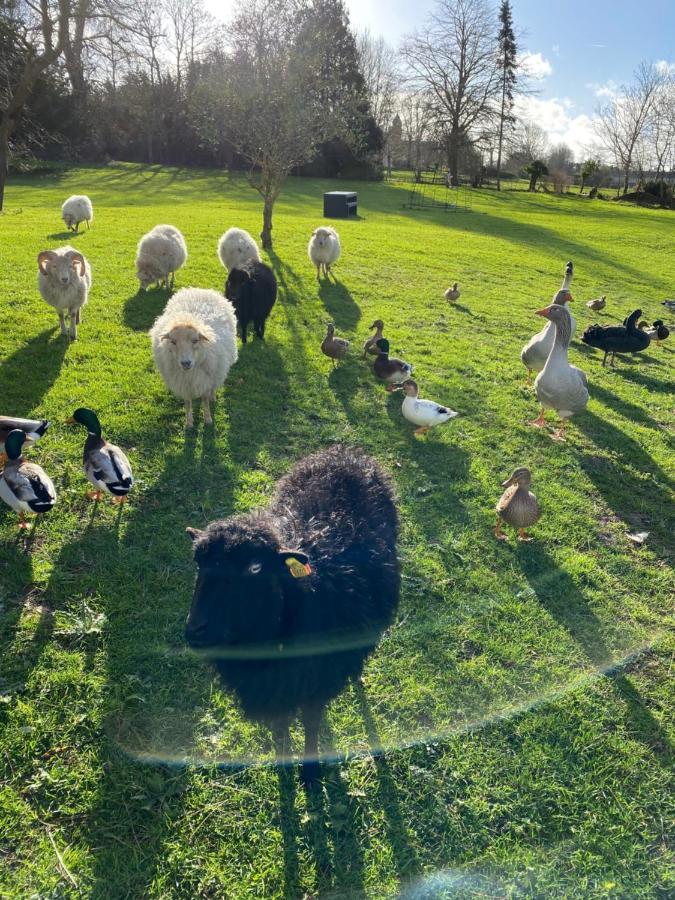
[248,562,262,575]
[192,338,199,345]
[170,339,177,345]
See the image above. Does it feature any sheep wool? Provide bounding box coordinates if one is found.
[217,228,261,271]
[61,195,93,232]
[308,226,341,278]
[136,224,188,291]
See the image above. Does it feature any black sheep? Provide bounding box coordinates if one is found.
[224,260,277,343]
[185,445,400,783]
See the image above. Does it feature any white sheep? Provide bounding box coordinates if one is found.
[61,195,93,232]
[37,246,91,340]
[217,227,261,271]
[136,224,188,291]
[149,288,238,428]
[308,226,341,279]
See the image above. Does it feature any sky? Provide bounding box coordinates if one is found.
[206,0,675,157]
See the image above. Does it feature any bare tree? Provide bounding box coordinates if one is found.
[356,29,398,136]
[0,1,73,209]
[223,0,333,249]
[505,118,548,174]
[397,90,434,179]
[647,76,675,198]
[595,61,664,195]
[164,0,214,89]
[401,0,501,185]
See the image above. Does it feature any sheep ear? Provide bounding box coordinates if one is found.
[38,251,55,274]
[160,332,173,342]
[198,330,212,342]
[186,527,204,542]
[279,550,311,578]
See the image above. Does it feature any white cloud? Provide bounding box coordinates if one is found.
[519,51,553,80]
[551,44,560,57]
[514,96,600,159]
[587,80,619,99]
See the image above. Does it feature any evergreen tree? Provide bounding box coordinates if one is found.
[495,0,517,191]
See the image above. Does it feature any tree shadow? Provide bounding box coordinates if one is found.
[0,327,68,412]
[617,368,673,394]
[267,250,303,306]
[518,543,673,770]
[123,288,172,332]
[318,280,361,331]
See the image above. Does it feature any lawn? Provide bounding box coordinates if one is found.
[0,163,673,899]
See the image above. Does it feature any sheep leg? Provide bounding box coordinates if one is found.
[316,263,321,281]
[300,705,322,787]
[58,313,68,336]
[86,219,90,230]
[169,271,175,289]
[202,395,213,426]
[68,311,77,341]
[240,320,248,344]
[185,399,194,429]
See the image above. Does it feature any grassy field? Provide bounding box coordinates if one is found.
[0,163,673,899]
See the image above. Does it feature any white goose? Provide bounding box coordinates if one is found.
[395,379,458,435]
[530,303,588,441]
[521,261,575,380]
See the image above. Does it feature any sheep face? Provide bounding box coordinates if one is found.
[185,521,311,650]
[224,268,251,305]
[137,264,161,291]
[38,250,85,287]
[312,229,332,249]
[160,322,214,371]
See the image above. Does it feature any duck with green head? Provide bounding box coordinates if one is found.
[0,416,50,468]
[0,429,56,530]
[66,408,134,503]
[373,338,413,391]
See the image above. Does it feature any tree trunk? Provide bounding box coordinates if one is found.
[528,174,537,192]
[261,195,274,250]
[579,177,585,195]
[496,72,507,192]
[623,169,630,194]
[0,129,8,212]
[448,132,460,187]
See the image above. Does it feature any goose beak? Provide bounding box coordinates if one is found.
[535,306,551,318]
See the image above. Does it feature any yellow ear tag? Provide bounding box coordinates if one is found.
[285,557,311,578]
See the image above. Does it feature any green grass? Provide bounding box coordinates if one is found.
[0,162,673,898]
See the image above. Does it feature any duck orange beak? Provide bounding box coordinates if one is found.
[535,306,551,318]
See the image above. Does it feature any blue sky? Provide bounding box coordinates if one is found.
[207,0,675,156]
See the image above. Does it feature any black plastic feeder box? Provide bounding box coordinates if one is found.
[323,191,357,218]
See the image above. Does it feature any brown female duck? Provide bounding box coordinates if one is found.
[495,467,541,542]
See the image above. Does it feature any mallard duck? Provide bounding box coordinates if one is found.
[0,429,56,530]
[66,407,134,503]
[373,338,413,390]
[638,319,669,346]
[581,308,650,366]
[394,379,458,434]
[662,300,675,311]
[320,323,349,365]
[495,467,540,542]
[586,296,606,311]
[521,261,575,380]
[444,282,460,302]
[0,416,50,467]
[531,304,589,441]
[363,319,385,356]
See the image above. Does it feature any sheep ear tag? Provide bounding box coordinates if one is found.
[285,557,312,578]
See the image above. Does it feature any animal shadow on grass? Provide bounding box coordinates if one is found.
[47,230,80,241]
[0,541,51,695]
[354,682,421,883]
[576,408,674,548]
[0,327,67,411]
[123,288,172,332]
[267,250,303,306]
[76,430,235,897]
[319,279,361,331]
[617,368,674,394]
[518,543,673,769]
[224,343,290,470]
[589,383,659,430]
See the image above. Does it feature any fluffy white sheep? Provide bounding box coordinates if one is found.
[149,287,238,428]
[217,227,261,271]
[308,226,341,279]
[37,246,91,340]
[136,224,188,291]
[61,195,93,232]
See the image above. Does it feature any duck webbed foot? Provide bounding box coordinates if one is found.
[528,410,546,428]
[517,528,534,542]
[86,490,104,502]
[494,520,508,541]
